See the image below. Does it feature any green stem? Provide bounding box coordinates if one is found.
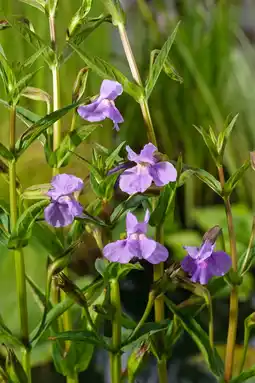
[117,23,157,146]
[218,166,238,382]
[67,377,78,383]
[123,291,155,346]
[49,13,61,175]
[9,106,31,383]
[110,279,121,383]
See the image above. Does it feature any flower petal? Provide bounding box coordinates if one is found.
[183,246,200,259]
[126,146,139,163]
[100,80,123,100]
[137,143,157,164]
[77,100,100,120]
[119,165,153,194]
[143,240,169,264]
[191,265,211,285]
[207,251,231,276]
[181,255,197,274]
[198,240,215,262]
[103,240,134,263]
[149,161,177,187]
[48,174,84,199]
[126,212,138,235]
[44,201,74,227]
[101,102,124,131]
[66,199,83,217]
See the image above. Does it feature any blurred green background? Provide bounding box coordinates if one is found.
[0,0,255,382]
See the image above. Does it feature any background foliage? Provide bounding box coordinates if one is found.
[0,0,255,382]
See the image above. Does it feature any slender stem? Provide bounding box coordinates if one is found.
[49,14,61,175]
[70,111,77,132]
[218,166,238,382]
[123,291,155,345]
[9,106,31,383]
[110,279,121,383]
[117,23,157,146]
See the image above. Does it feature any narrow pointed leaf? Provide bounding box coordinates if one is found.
[49,330,108,347]
[192,168,222,195]
[16,101,79,156]
[0,143,14,161]
[61,15,111,65]
[8,200,49,249]
[224,159,251,195]
[67,0,92,37]
[56,123,100,167]
[69,43,143,101]
[165,297,224,377]
[26,274,51,312]
[19,0,46,12]
[145,22,180,99]
[105,141,126,170]
[0,52,16,97]
[110,195,149,224]
[11,18,56,67]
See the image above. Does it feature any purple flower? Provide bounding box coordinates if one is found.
[44,174,84,227]
[103,210,168,264]
[181,240,231,285]
[119,143,177,195]
[77,80,124,131]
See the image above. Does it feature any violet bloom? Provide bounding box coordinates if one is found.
[181,240,231,285]
[44,174,84,227]
[119,143,177,195]
[77,79,124,131]
[103,210,168,264]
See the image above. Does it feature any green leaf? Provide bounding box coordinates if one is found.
[30,279,104,345]
[105,141,126,170]
[149,183,175,226]
[11,18,55,67]
[50,330,108,347]
[164,297,224,377]
[26,274,50,312]
[12,67,42,104]
[127,341,150,383]
[16,102,79,156]
[96,260,143,281]
[0,98,41,126]
[217,114,239,156]
[229,369,255,383]
[145,22,180,99]
[22,184,50,200]
[8,200,49,249]
[0,52,16,99]
[6,348,28,383]
[55,123,100,167]
[224,159,251,196]
[110,194,149,224]
[192,168,222,196]
[194,125,220,165]
[19,0,46,12]
[150,50,183,84]
[21,87,51,107]
[0,143,14,161]
[122,320,170,348]
[67,0,93,38]
[72,67,89,103]
[61,15,111,65]
[0,328,23,349]
[69,43,143,102]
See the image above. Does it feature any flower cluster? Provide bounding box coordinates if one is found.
[43,79,231,286]
[103,210,168,264]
